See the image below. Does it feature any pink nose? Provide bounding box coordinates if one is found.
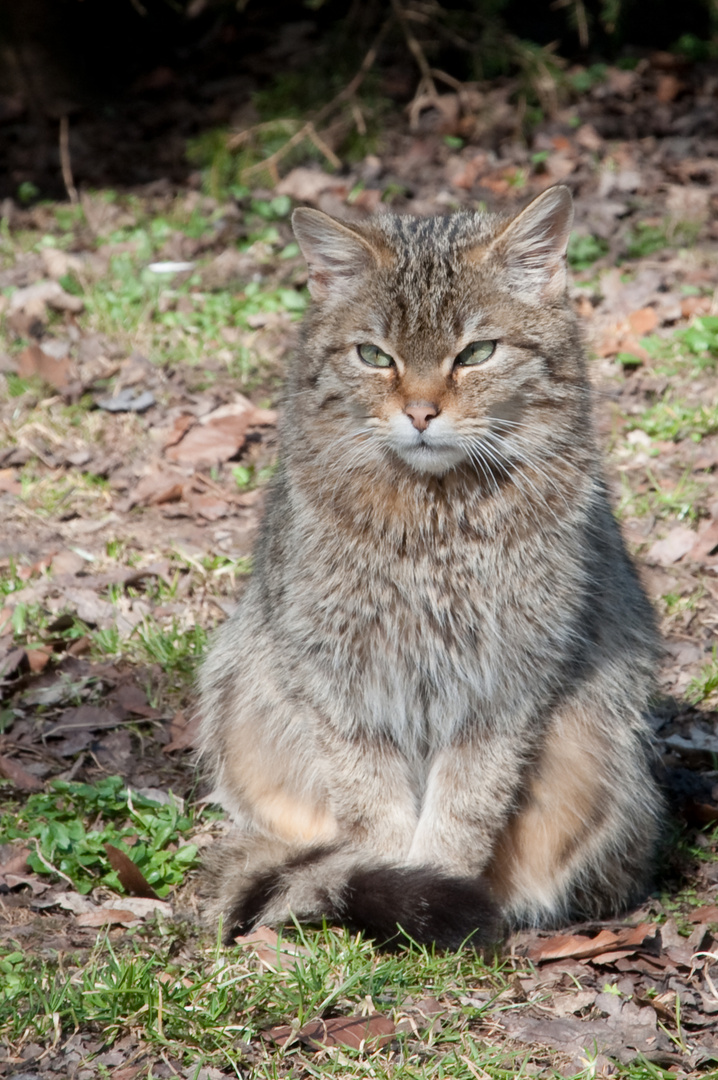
[404,402,438,432]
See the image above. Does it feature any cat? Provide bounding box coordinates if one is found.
[198,184,663,949]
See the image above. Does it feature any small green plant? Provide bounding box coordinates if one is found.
[231,463,276,491]
[678,315,718,368]
[617,469,704,524]
[570,63,607,93]
[0,777,203,895]
[624,222,669,259]
[629,399,718,443]
[687,647,718,705]
[17,181,40,205]
[568,232,609,271]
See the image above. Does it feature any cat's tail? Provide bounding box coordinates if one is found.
[203,835,500,950]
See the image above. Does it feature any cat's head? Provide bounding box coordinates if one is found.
[291,187,583,479]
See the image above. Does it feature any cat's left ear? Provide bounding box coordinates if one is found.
[292,208,387,302]
[486,185,574,303]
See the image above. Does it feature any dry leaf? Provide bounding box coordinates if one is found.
[26,647,52,673]
[163,711,200,753]
[104,844,160,899]
[0,468,21,495]
[131,471,186,508]
[0,754,43,792]
[111,682,159,718]
[527,924,656,964]
[688,905,718,924]
[161,414,196,449]
[527,928,621,962]
[267,1013,396,1050]
[17,343,74,392]
[656,73,682,103]
[187,491,229,521]
[628,307,658,336]
[646,526,696,566]
[165,422,247,467]
[77,908,139,928]
[689,520,718,564]
[234,925,310,971]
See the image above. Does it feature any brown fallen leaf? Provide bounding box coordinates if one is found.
[111,681,160,719]
[130,470,186,509]
[0,847,31,876]
[628,307,658,336]
[689,520,718,564]
[527,929,619,963]
[656,73,682,103]
[266,1013,396,1051]
[0,754,43,792]
[646,526,696,566]
[162,413,196,449]
[234,925,310,971]
[26,646,52,673]
[0,647,27,679]
[165,421,247,467]
[17,343,74,393]
[187,491,229,521]
[527,924,657,964]
[163,711,200,753]
[76,908,139,928]
[110,1067,144,1080]
[0,468,21,495]
[104,844,160,900]
[682,800,718,827]
[687,905,718,924]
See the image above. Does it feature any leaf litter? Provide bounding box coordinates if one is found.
[2,43,718,1080]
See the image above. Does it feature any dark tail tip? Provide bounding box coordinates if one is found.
[342,865,501,951]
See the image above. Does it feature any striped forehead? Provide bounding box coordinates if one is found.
[373,213,493,335]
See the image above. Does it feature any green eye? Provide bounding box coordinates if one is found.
[455,340,496,367]
[358,343,394,368]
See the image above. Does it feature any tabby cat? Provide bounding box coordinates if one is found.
[198,185,663,949]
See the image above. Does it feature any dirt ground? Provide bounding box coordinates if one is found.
[1,46,718,1080]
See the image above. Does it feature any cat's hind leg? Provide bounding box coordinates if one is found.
[485,694,663,925]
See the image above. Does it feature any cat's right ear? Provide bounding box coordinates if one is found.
[483,185,574,304]
[292,208,384,302]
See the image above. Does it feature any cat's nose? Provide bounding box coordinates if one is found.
[404,402,439,432]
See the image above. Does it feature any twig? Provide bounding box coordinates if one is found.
[390,0,437,99]
[240,122,315,183]
[229,16,392,184]
[30,837,76,888]
[311,15,393,126]
[59,116,78,206]
[305,123,342,170]
[227,118,298,153]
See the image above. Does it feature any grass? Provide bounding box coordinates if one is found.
[0,923,520,1076]
[616,469,705,524]
[628,399,718,443]
[0,190,307,395]
[1,547,251,708]
[2,150,718,1080]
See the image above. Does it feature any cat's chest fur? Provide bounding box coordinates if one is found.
[257,467,591,752]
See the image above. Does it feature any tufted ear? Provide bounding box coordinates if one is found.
[485,185,574,303]
[292,208,386,302]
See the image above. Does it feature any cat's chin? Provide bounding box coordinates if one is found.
[392,443,466,476]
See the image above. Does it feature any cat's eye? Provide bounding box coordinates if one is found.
[454,340,496,367]
[358,343,394,368]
